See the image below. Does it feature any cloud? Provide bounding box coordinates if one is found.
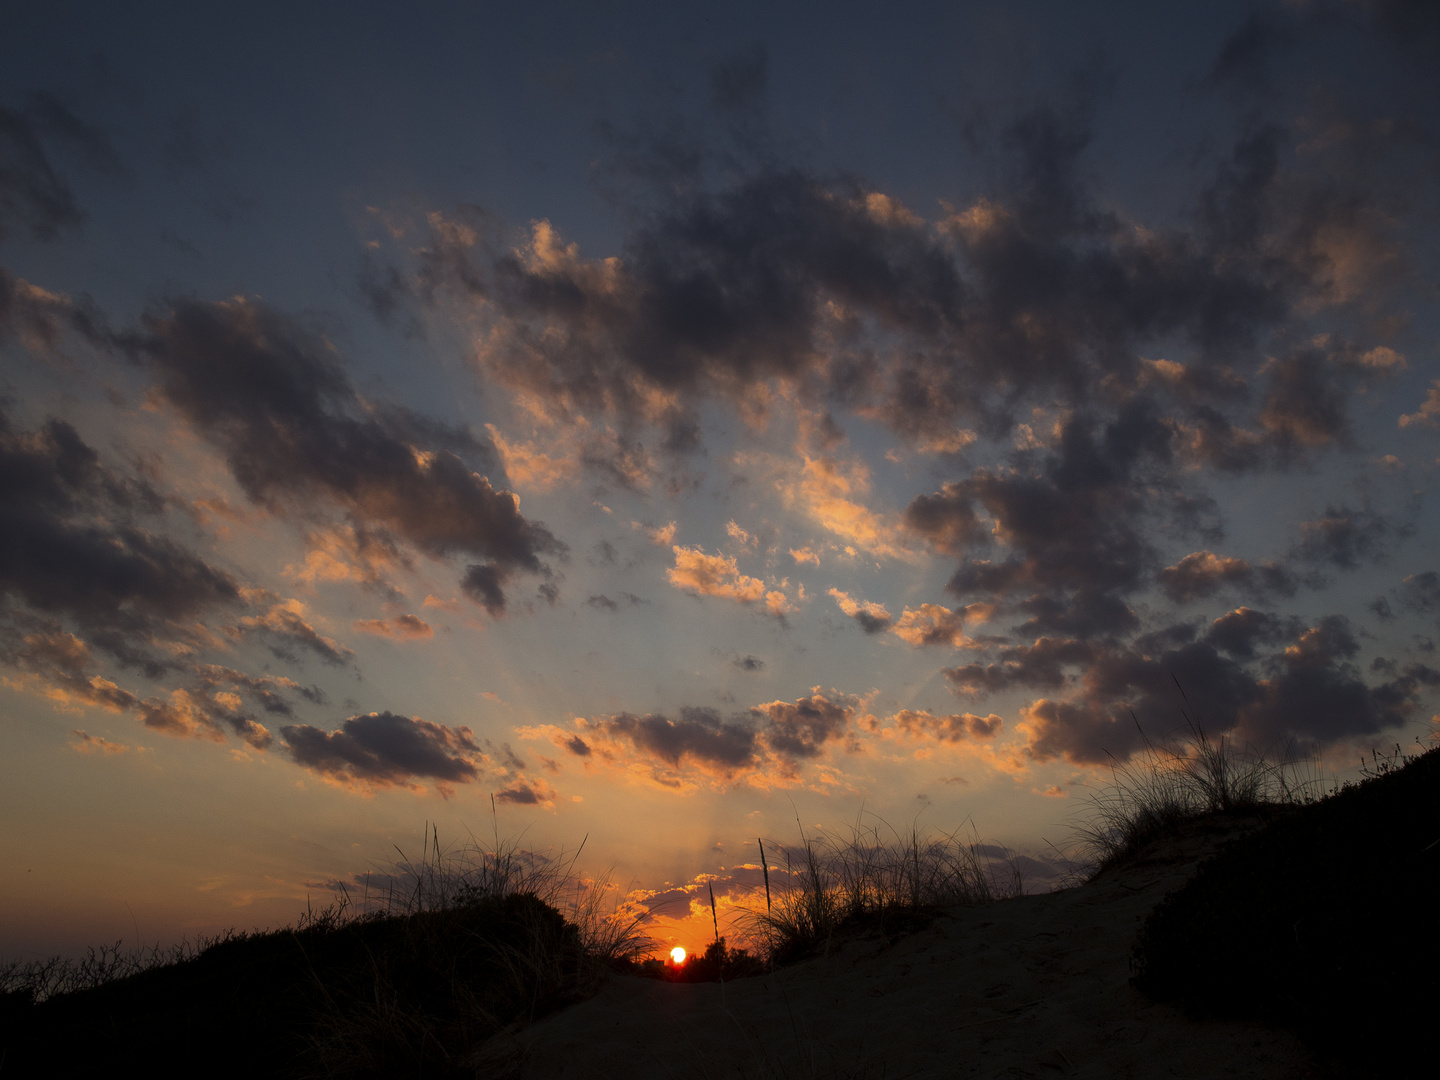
[367,63,1429,715]
[889,603,987,647]
[68,729,131,755]
[0,93,120,242]
[524,691,863,790]
[1292,506,1396,570]
[281,711,484,791]
[484,422,582,492]
[997,614,1437,765]
[586,592,646,613]
[353,613,434,640]
[125,296,564,614]
[751,692,854,763]
[495,776,558,806]
[784,455,912,561]
[0,405,240,673]
[0,269,108,354]
[1398,379,1440,428]
[1157,551,1297,603]
[578,707,760,783]
[667,545,790,616]
[640,520,677,546]
[239,599,353,666]
[827,587,892,634]
[886,709,1003,744]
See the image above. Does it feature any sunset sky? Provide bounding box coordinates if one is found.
[3,0,1439,959]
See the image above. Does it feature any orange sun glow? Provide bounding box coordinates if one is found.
[670,946,686,964]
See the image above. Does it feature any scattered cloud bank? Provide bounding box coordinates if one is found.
[3,2,1438,811]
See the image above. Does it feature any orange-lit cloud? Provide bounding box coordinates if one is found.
[485,423,582,491]
[827,587,893,634]
[667,546,791,616]
[782,455,913,561]
[889,603,990,648]
[1399,379,1440,428]
[884,709,1002,744]
[353,614,435,640]
[68,729,132,755]
[789,546,820,566]
[639,520,678,546]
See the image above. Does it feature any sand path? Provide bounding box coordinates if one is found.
[483,820,1320,1079]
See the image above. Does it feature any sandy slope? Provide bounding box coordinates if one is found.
[482,820,1321,1079]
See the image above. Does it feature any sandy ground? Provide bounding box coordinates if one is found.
[480,820,1322,1079]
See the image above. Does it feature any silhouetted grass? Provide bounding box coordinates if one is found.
[0,825,650,1079]
[1131,740,1439,1079]
[1075,698,1324,874]
[748,817,1024,965]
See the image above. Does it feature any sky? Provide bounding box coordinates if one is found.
[3,0,1439,959]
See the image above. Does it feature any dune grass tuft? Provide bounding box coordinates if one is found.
[748,816,1023,965]
[1074,693,1325,875]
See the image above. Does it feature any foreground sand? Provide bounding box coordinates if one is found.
[481,819,1322,1079]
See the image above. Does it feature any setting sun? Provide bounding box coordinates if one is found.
[670,947,687,965]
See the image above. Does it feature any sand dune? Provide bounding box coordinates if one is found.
[483,818,1319,1079]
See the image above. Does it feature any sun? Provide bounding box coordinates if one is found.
[670,946,686,965]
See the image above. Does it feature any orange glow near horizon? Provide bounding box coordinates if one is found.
[670,946,686,965]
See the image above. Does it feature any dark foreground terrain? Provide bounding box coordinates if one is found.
[4,745,1435,1078]
[0,891,592,1078]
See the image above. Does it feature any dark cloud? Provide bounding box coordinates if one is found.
[241,602,354,667]
[1009,614,1434,764]
[0,405,239,673]
[1203,607,1293,660]
[355,251,424,338]
[854,609,893,634]
[125,296,564,614]
[732,653,765,672]
[595,707,758,774]
[1394,572,1440,615]
[906,406,1174,637]
[1157,551,1297,604]
[193,663,325,715]
[409,167,966,439]
[365,43,1425,661]
[945,637,1096,696]
[586,594,618,612]
[562,692,861,786]
[495,777,557,806]
[752,693,852,761]
[0,94,119,242]
[1292,505,1396,570]
[0,267,109,361]
[281,711,482,787]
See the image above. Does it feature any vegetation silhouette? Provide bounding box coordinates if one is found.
[5,719,1434,1078]
[1130,740,1439,1080]
[0,824,649,1078]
